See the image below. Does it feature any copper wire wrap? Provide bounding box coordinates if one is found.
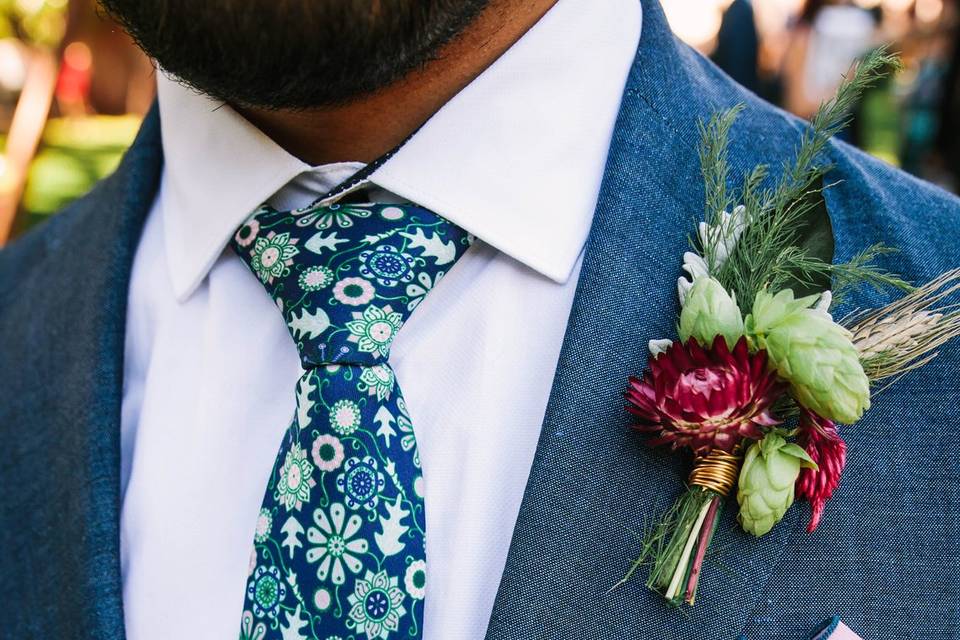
[688,448,743,496]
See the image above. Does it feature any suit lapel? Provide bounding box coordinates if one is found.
[0,106,162,637]
[485,2,808,637]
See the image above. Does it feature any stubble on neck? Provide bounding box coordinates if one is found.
[237,0,558,166]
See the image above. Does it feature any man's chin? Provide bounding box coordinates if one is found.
[99,0,493,109]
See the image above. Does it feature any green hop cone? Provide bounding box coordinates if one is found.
[737,433,817,537]
[745,289,870,424]
[679,277,744,348]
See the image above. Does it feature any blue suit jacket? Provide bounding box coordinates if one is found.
[2,2,958,638]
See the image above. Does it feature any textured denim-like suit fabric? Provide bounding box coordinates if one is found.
[0,1,958,639]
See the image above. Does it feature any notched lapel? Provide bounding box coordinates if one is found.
[0,106,162,638]
[485,2,813,638]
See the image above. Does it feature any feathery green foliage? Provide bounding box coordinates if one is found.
[698,47,906,310]
[699,104,743,234]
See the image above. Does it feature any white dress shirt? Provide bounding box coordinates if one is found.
[119,1,641,638]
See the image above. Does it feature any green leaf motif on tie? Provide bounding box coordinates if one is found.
[230,201,472,640]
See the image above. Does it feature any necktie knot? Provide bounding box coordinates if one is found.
[231,201,472,368]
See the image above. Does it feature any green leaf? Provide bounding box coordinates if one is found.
[782,178,834,299]
[779,443,819,470]
[760,432,786,457]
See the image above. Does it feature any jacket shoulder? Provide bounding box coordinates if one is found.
[825,139,960,280]
[0,172,128,310]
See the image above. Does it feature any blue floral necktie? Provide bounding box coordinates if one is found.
[230,199,472,640]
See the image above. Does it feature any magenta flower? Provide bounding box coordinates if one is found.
[626,336,783,455]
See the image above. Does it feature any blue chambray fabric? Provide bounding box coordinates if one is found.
[482,3,960,640]
[1,1,960,638]
[229,202,471,639]
[0,107,162,638]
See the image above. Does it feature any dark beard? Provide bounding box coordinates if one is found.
[99,0,493,109]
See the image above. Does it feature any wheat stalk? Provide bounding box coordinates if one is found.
[845,269,960,383]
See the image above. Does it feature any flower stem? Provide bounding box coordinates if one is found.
[637,485,730,607]
[645,487,712,597]
[664,497,712,601]
[684,495,721,604]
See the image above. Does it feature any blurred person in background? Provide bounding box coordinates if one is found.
[936,4,960,188]
[61,0,154,116]
[897,0,958,188]
[861,0,960,189]
[781,0,880,119]
[712,0,760,93]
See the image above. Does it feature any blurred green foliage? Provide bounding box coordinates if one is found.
[860,84,902,167]
[0,0,67,48]
[19,115,140,230]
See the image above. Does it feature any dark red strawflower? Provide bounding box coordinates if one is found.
[796,410,847,533]
[625,335,784,455]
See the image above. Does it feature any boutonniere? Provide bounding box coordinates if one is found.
[619,49,960,607]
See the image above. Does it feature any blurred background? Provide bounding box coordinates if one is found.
[664,0,959,188]
[0,0,957,244]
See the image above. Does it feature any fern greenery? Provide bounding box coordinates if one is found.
[698,47,911,311]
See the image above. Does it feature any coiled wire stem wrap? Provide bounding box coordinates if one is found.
[688,448,744,496]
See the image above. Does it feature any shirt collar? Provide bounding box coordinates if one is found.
[157,0,642,301]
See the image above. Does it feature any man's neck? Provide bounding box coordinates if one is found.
[236,0,558,166]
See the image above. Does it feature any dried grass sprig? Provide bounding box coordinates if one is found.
[844,269,960,384]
